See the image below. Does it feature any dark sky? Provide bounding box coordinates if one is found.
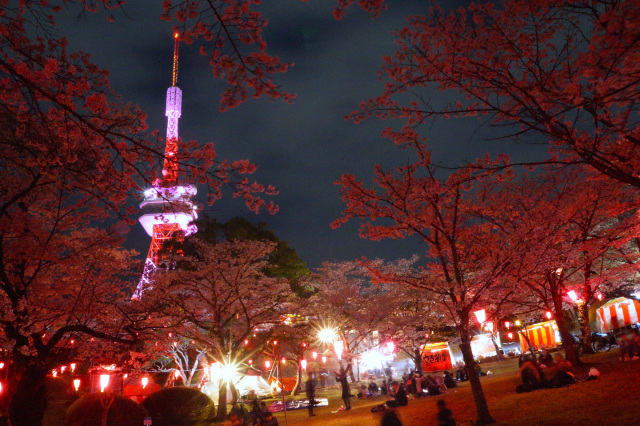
[59,1,545,270]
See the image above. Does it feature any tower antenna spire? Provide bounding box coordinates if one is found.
[172,32,179,87]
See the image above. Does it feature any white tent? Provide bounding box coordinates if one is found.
[202,373,273,402]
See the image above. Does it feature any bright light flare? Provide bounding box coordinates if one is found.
[301,359,307,370]
[99,374,110,392]
[568,290,578,302]
[474,309,486,324]
[141,377,149,389]
[73,379,80,392]
[312,351,317,360]
[70,363,76,372]
[485,322,494,332]
[318,327,338,344]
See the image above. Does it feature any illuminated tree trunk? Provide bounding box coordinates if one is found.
[291,362,303,396]
[580,262,595,354]
[216,382,228,422]
[459,313,495,425]
[552,292,580,366]
[413,348,424,375]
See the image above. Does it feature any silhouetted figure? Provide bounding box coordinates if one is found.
[381,409,403,426]
[335,367,352,410]
[306,373,317,417]
[436,399,456,426]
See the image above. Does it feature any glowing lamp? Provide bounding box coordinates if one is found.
[322,356,327,364]
[174,370,180,379]
[515,320,521,326]
[386,341,395,353]
[507,332,513,339]
[70,363,76,372]
[568,290,578,302]
[244,339,249,345]
[545,311,552,320]
[474,309,486,324]
[61,366,67,373]
[273,340,278,346]
[73,379,81,392]
[0,362,4,369]
[334,340,344,360]
[504,321,510,329]
[597,293,604,301]
[174,32,179,39]
[281,357,286,364]
[248,360,253,365]
[123,374,128,379]
[312,351,318,360]
[265,360,271,369]
[141,377,148,389]
[301,359,307,370]
[318,327,338,344]
[485,322,494,332]
[99,374,110,392]
[52,369,58,377]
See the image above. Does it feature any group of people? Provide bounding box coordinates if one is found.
[517,349,576,393]
[618,329,640,360]
[228,401,279,426]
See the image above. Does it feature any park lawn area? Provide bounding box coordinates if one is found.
[271,350,640,425]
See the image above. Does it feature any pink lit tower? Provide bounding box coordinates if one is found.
[134,33,197,299]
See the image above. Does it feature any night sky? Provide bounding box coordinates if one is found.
[59,1,545,270]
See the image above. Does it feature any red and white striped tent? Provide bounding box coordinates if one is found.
[596,297,640,332]
[518,320,559,351]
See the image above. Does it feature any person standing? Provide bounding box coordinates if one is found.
[306,373,317,417]
[335,367,352,410]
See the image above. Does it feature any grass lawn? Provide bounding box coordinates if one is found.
[268,349,640,425]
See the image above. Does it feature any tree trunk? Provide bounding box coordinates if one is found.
[8,362,48,426]
[413,347,423,375]
[291,362,303,396]
[346,362,356,383]
[216,382,228,422]
[552,292,580,366]
[490,334,504,361]
[580,264,595,354]
[459,313,495,424]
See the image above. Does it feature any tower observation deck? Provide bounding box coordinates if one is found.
[133,33,198,299]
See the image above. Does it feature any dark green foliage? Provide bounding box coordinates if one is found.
[188,215,311,294]
[142,387,216,426]
[65,394,149,426]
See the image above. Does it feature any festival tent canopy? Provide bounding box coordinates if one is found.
[596,297,640,332]
[518,320,559,352]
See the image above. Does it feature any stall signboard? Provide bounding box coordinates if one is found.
[421,342,453,372]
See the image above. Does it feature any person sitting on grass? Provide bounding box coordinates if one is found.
[368,381,379,396]
[517,360,544,393]
[262,412,279,426]
[387,382,408,408]
[443,371,457,389]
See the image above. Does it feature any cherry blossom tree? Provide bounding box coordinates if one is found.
[500,167,640,362]
[140,239,293,422]
[348,0,640,188]
[306,261,401,382]
[332,133,521,423]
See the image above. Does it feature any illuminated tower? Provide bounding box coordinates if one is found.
[134,33,197,299]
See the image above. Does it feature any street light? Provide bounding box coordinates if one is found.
[474,309,486,325]
[334,340,344,360]
[301,359,307,370]
[318,327,338,344]
[99,374,110,392]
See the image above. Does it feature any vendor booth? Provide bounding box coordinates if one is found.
[596,297,640,332]
[470,333,501,359]
[421,342,453,372]
[518,320,559,351]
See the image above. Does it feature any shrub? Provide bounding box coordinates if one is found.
[142,387,216,426]
[65,393,149,426]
